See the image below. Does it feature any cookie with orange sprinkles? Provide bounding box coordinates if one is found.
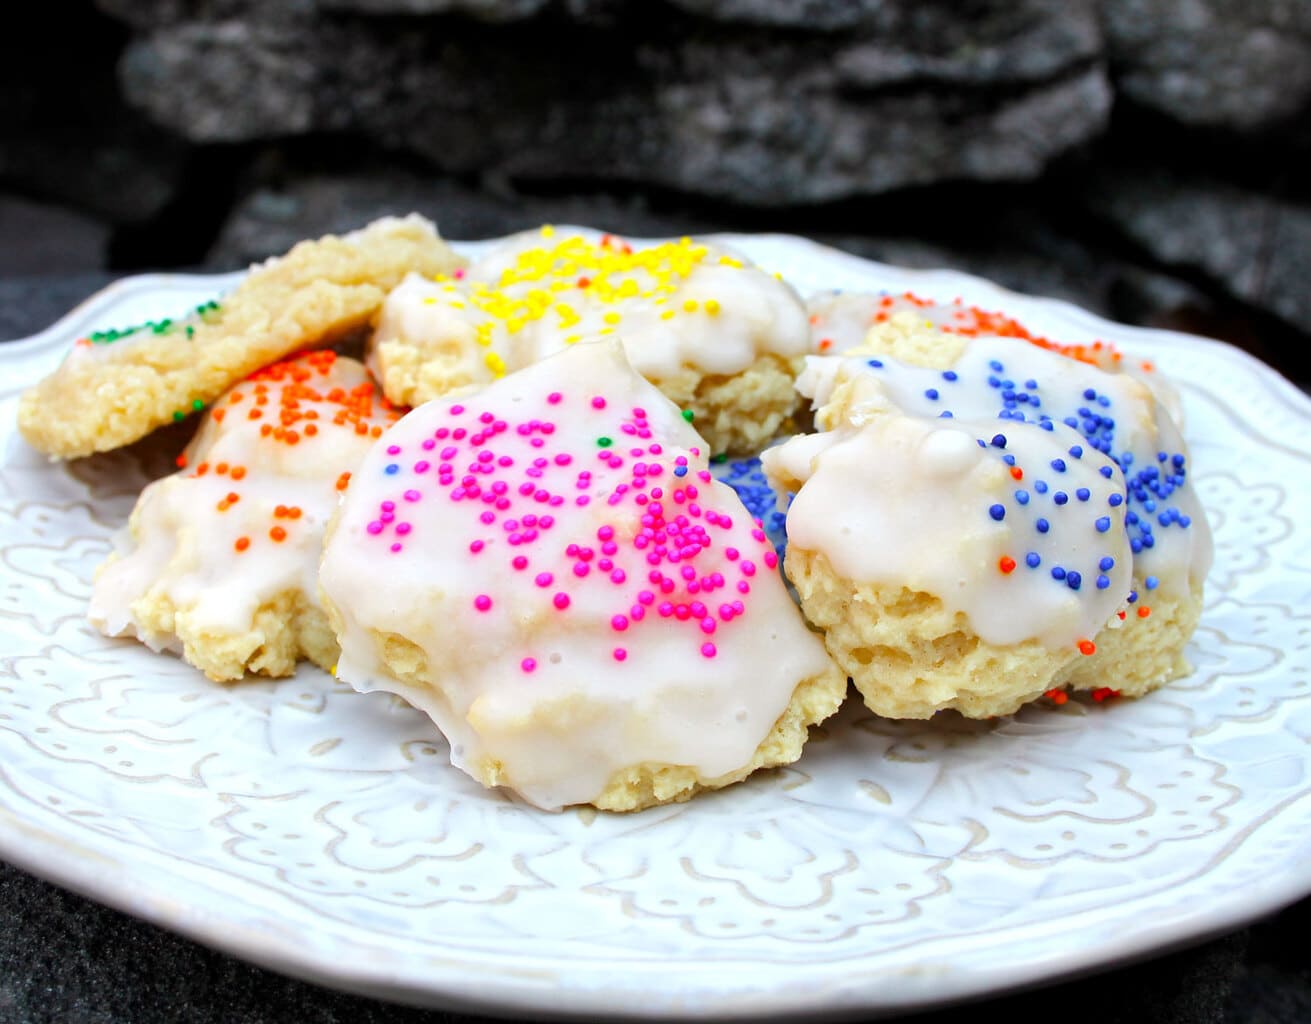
[18,214,462,460]
[89,351,404,682]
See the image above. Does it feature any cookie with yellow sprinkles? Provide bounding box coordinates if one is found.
[89,350,403,682]
[18,214,462,459]
[367,226,811,456]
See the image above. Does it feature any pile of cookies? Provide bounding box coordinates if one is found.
[17,218,1213,811]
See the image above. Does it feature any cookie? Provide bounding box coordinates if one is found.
[89,351,402,682]
[367,227,811,455]
[19,214,461,459]
[321,339,845,810]
[765,326,1211,719]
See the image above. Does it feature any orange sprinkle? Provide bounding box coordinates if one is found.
[336,472,351,491]
[248,408,262,420]
[1077,640,1096,656]
[260,423,273,437]
[269,526,287,542]
[1137,606,1152,618]
[1117,610,1127,620]
[1091,687,1120,703]
[285,430,300,445]
[304,424,317,436]
[230,466,246,480]
[212,409,226,423]
[1009,466,1023,480]
[234,536,250,553]
[1044,688,1069,705]
[998,556,1016,574]
[818,338,833,352]
[196,462,210,476]
[286,506,302,519]
[175,453,188,469]
[274,505,287,518]
[229,391,244,404]
[215,462,228,475]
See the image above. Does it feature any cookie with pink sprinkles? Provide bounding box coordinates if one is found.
[319,339,846,812]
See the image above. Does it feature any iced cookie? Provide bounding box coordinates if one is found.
[19,215,461,459]
[764,328,1211,719]
[89,351,402,682]
[321,340,845,811]
[368,227,810,455]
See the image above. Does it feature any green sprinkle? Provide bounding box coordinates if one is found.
[681,409,695,422]
[185,326,194,338]
[710,453,728,463]
[172,410,186,422]
[191,399,204,411]
[597,436,613,448]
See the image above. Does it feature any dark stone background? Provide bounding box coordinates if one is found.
[2,2,1310,1022]
[2,0,1309,381]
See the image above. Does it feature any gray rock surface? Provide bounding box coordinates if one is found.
[1084,166,1311,332]
[110,0,1111,204]
[1101,0,1311,131]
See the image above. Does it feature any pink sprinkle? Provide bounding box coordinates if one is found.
[648,444,663,454]
[450,404,465,415]
[469,540,485,553]
[611,615,629,632]
[633,407,646,418]
[700,617,716,635]
[765,551,778,569]
[701,642,717,658]
[366,520,383,535]
[591,396,606,409]
[453,428,467,440]
[421,439,436,451]
[725,547,740,561]
[737,581,750,594]
[479,411,494,424]
[481,511,495,524]
[386,444,401,455]
[521,657,536,673]
[548,392,562,404]
[435,428,450,440]
[474,595,492,611]
[414,460,431,472]
[638,590,655,605]
[630,605,645,621]
[404,489,421,502]
[602,541,618,556]
[681,566,696,581]
[395,522,412,535]
[610,569,627,584]
[577,496,591,506]
[553,592,570,609]
[513,556,529,570]
[741,561,757,577]
[573,563,589,578]
[613,647,627,662]
[554,453,572,466]
[535,572,554,587]
[390,543,403,553]
[453,268,466,280]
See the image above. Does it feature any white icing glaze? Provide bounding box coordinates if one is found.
[90,353,399,649]
[767,333,1212,652]
[368,228,809,395]
[322,340,834,811]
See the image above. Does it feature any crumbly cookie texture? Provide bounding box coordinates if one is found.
[89,351,402,682]
[19,215,461,459]
[765,325,1211,719]
[367,227,811,455]
[321,339,845,811]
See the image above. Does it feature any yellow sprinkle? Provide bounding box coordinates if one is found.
[774,271,783,280]
[660,310,676,321]
[705,299,720,315]
[541,224,556,238]
[603,312,622,325]
[683,299,699,313]
[422,296,437,305]
[565,334,581,345]
[449,300,465,310]
[719,256,743,269]
[485,351,507,376]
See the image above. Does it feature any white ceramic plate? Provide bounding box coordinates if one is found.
[2,234,1310,1020]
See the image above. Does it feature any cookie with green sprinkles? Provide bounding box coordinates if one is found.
[17,215,464,459]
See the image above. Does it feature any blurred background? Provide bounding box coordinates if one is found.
[1,0,1308,383]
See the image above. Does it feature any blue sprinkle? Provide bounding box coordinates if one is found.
[989,360,1004,372]
[1095,516,1111,532]
[1054,492,1069,506]
[1026,552,1041,568]
[1066,571,1082,590]
[1063,417,1078,429]
[1100,466,1114,478]
[1131,538,1143,553]
[925,388,940,400]
[1034,480,1049,494]
[1145,575,1159,590]
[1180,514,1191,528]
[1015,490,1030,505]
[1051,566,1066,580]
[1096,574,1110,589]
[1099,556,1115,571]
[1039,421,1054,432]
[1076,488,1091,501]
[1036,518,1050,534]
[867,359,884,368]
[385,464,400,475]
[1128,590,1138,603]
[986,375,1000,388]
[1108,493,1124,507]
[939,411,954,418]
[991,434,1007,448]
[989,504,1006,521]
[1069,445,1083,458]
[1172,454,1186,468]
[674,465,688,477]
[1082,388,1096,400]
[942,370,959,381]
[1051,458,1066,472]
[1097,395,1111,407]
[1025,379,1038,390]
[1002,454,1016,466]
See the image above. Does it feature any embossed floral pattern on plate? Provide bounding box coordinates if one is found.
[2,237,1310,1018]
